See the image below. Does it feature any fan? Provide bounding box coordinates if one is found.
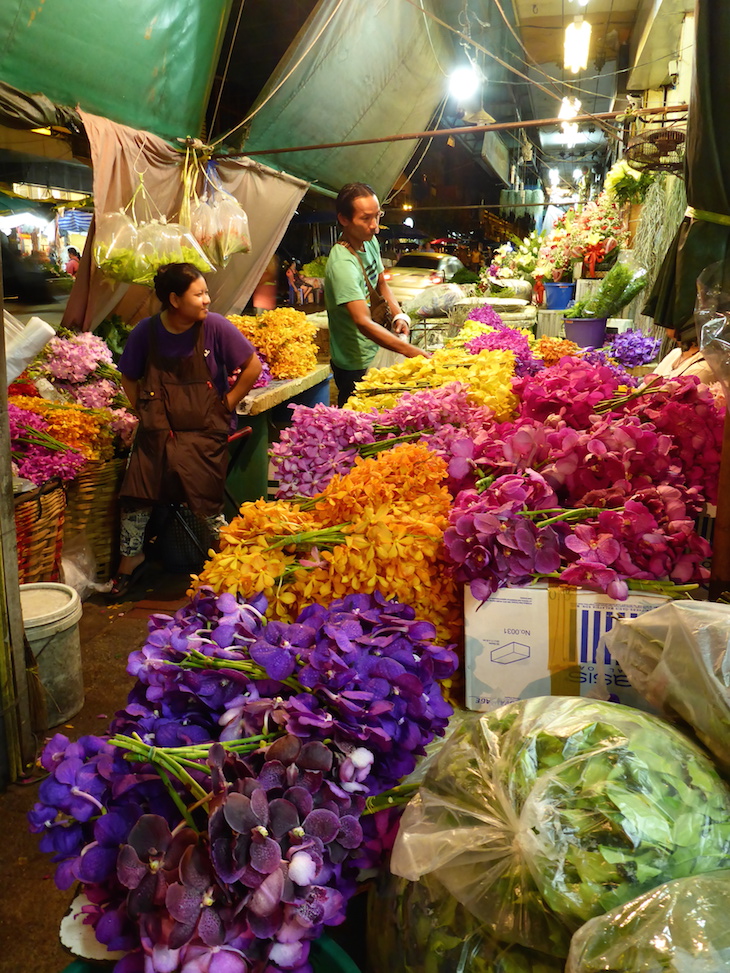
[624,126,686,174]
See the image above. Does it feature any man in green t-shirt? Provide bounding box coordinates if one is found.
[325,182,430,406]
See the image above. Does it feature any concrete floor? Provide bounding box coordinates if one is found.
[0,568,193,973]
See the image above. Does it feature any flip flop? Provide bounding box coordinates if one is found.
[108,560,148,600]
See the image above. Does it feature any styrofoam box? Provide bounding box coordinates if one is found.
[465,584,669,712]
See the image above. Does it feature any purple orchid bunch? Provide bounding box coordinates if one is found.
[8,401,87,484]
[271,386,493,500]
[444,469,710,603]
[607,329,662,368]
[43,331,115,383]
[29,588,456,973]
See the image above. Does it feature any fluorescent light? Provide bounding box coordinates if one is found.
[558,96,581,120]
[449,64,482,101]
[561,123,579,147]
[549,169,561,185]
[573,168,583,180]
[565,17,591,74]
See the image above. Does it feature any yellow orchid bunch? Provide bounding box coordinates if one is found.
[346,347,518,419]
[228,309,319,379]
[190,443,462,645]
[9,396,115,461]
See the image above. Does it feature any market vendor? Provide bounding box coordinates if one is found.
[109,262,262,599]
[325,182,429,406]
[650,326,716,385]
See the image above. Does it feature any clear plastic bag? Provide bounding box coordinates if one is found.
[368,870,564,973]
[606,600,730,770]
[566,869,730,972]
[93,210,139,282]
[404,283,466,318]
[391,697,730,958]
[697,257,730,396]
[61,533,111,600]
[191,189,251,268]
[135,219,213,285]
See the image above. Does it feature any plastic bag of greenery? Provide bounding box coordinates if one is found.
[134,218,213,285]
[566,868,730,972]
[566,257,648,319]
[368,870,563,973]
[191,189,250,268]
[390,697,730,959]
[606,600,730,771]
[696,256,730,395]
[93,210,139,282]
[404,282,466,317]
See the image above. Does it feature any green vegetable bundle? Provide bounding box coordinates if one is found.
[566,261,648,319]
[566,869,730,972]
[302,255,328,277]
[391,697,730,959]
[368,871,563,973]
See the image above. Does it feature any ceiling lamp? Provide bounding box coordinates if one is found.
[564,17,591,74]
[549,168,561,185]
[449,64,482,101]
[558,96,581,121]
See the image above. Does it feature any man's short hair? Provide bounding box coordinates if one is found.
[336,182,377,219]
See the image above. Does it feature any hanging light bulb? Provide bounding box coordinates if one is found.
[564,17,591,74]
[558,96,581,120]
[449,64,482,101]
[573,168,583,180]
[549,169,561,185]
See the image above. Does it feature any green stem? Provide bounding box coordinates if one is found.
[266,524,351,551]
[157,765,199,830]
[174,649,308,695]
[358,430,433,456]
[364,781,421,814]
[520,506,605,527]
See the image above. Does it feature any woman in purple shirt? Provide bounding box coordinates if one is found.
[109,263,261,598]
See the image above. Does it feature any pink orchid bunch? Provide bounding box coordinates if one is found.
[444,470,709,602]
[43,331,114,383]
[8,402,86,485]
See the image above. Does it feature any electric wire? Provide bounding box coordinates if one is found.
[208,0,246,138]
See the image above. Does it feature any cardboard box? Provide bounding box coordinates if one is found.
[465,584,669,712]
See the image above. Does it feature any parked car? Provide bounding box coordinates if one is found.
[382,251,465,307]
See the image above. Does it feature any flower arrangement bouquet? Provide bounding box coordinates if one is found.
[9,401,87,486]
[29,587,457,973]
[479,229,545,293]
[537,193,628,281]
[604,158,656,206]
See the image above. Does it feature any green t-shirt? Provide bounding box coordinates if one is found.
[324,238,384,370]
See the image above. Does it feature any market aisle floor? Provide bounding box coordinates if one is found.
[0,569,193,973]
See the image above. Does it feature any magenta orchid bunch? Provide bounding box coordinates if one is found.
[29,588,457,973]
[444,469,709,602]
[8,401,87,484]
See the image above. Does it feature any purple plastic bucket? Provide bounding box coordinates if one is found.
[544,281,576,310]
[564,317,608,348]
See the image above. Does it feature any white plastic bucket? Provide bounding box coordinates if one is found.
[19,582,84,727]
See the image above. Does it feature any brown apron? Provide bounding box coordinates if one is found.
[120,316,231,518]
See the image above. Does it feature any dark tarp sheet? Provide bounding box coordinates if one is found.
[643,1,730,340]
[0,1,232,141]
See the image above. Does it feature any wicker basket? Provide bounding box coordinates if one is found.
[14,479,67,584]
[63,457,127,581]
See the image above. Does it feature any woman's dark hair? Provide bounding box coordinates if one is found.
[336,182,377,219]
[153,262,204,308]
[67,247,80,258]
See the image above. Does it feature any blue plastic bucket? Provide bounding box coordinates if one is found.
[564,317,608,348]
[544,281,576,310]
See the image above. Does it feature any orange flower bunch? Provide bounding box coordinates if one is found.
[191,443,462,645]
[533,334,580,366]
[9,396,114,461]
[228,309,319,379]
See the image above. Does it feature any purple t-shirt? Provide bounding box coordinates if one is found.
[119,312,256,397]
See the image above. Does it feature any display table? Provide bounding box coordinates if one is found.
[225,364,332,514]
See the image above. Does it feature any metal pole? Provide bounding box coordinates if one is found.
[240,104,688,158]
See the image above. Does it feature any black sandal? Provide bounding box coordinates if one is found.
[108,560,147,600]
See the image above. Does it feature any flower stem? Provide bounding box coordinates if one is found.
[364,782,420,814]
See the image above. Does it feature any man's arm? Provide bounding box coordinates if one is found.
[344,299,429,358]
[376,273,411,337]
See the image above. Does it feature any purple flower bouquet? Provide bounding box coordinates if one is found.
[29,588,457,973]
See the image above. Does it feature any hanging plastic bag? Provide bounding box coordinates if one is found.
[191,162,251,268]
[93,210,139,282]
[697,256,730,397]
[403,282,466,318]
[135,218,213,286]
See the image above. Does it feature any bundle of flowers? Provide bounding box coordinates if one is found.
[478,229,545,291]
[604,158,656,206]
[9,395,116,463]
[607,328,662,367]
[29,586,457,973]
[444,469,710,604]
[271,385,494,500]
[9,402,87,485]
[193,442,463,645]
[536,193,628,281]
[28,329,138,448]
[346,346,518,417]
[532,335,580,365]
[228,310,319,380]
